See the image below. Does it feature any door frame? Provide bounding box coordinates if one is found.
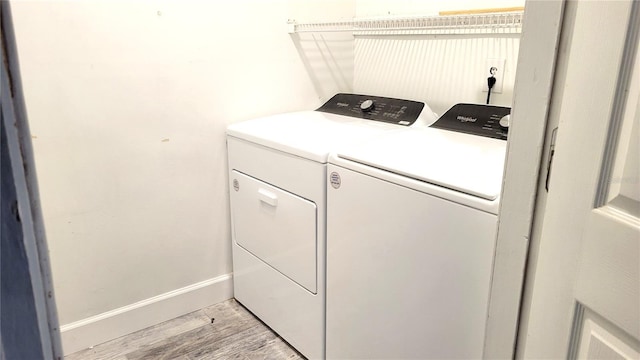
[1,2,63,359]
[483,1,566,358]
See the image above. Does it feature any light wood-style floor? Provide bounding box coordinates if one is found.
[65,299,305,360]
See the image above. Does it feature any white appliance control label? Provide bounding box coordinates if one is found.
[233,179,239,191]
[330,172,341,189]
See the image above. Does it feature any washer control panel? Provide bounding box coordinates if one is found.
[317,93,425,126]
[430,103,511,140]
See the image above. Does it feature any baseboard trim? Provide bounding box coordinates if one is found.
[60,273,233,355]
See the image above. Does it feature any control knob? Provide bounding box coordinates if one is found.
[499,115,510,128]
[360,99,375,112]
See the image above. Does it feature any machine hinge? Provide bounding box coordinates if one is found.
[545,127,559,192]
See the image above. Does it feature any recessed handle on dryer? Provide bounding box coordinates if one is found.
[258,188,278,207]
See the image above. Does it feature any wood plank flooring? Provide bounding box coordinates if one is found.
[65,299,305,360]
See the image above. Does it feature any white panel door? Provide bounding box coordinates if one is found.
[520,0,640,358]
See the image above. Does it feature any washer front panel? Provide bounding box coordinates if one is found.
[326,164,497,359]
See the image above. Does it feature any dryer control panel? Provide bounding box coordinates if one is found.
[317,93,425,126]
[430,103,511,140]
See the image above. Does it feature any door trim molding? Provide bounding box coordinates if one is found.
[1,2,63,359]
[482,1,566,358]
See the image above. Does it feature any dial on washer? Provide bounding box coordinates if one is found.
[499,115,510,128]
[360,99,375,112]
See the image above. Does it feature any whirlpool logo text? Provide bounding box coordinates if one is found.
[457,115,477,123]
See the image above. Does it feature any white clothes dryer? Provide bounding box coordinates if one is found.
[326,103,511,359]
[226,93,437,359]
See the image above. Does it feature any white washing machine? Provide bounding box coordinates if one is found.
[326,104,511,359]
[226,93,437,359]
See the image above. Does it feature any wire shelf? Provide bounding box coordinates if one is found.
[288,11,523,35]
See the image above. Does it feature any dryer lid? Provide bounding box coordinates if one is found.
[335,127,507,201]
[227,111,404,163]
[226,94,439,164]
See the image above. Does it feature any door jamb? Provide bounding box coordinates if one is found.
[483,1,566,358]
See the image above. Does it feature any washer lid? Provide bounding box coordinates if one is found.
[335,127,507,201]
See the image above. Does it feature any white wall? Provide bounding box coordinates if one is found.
[354,0,524,115]
[10,0,354,353]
